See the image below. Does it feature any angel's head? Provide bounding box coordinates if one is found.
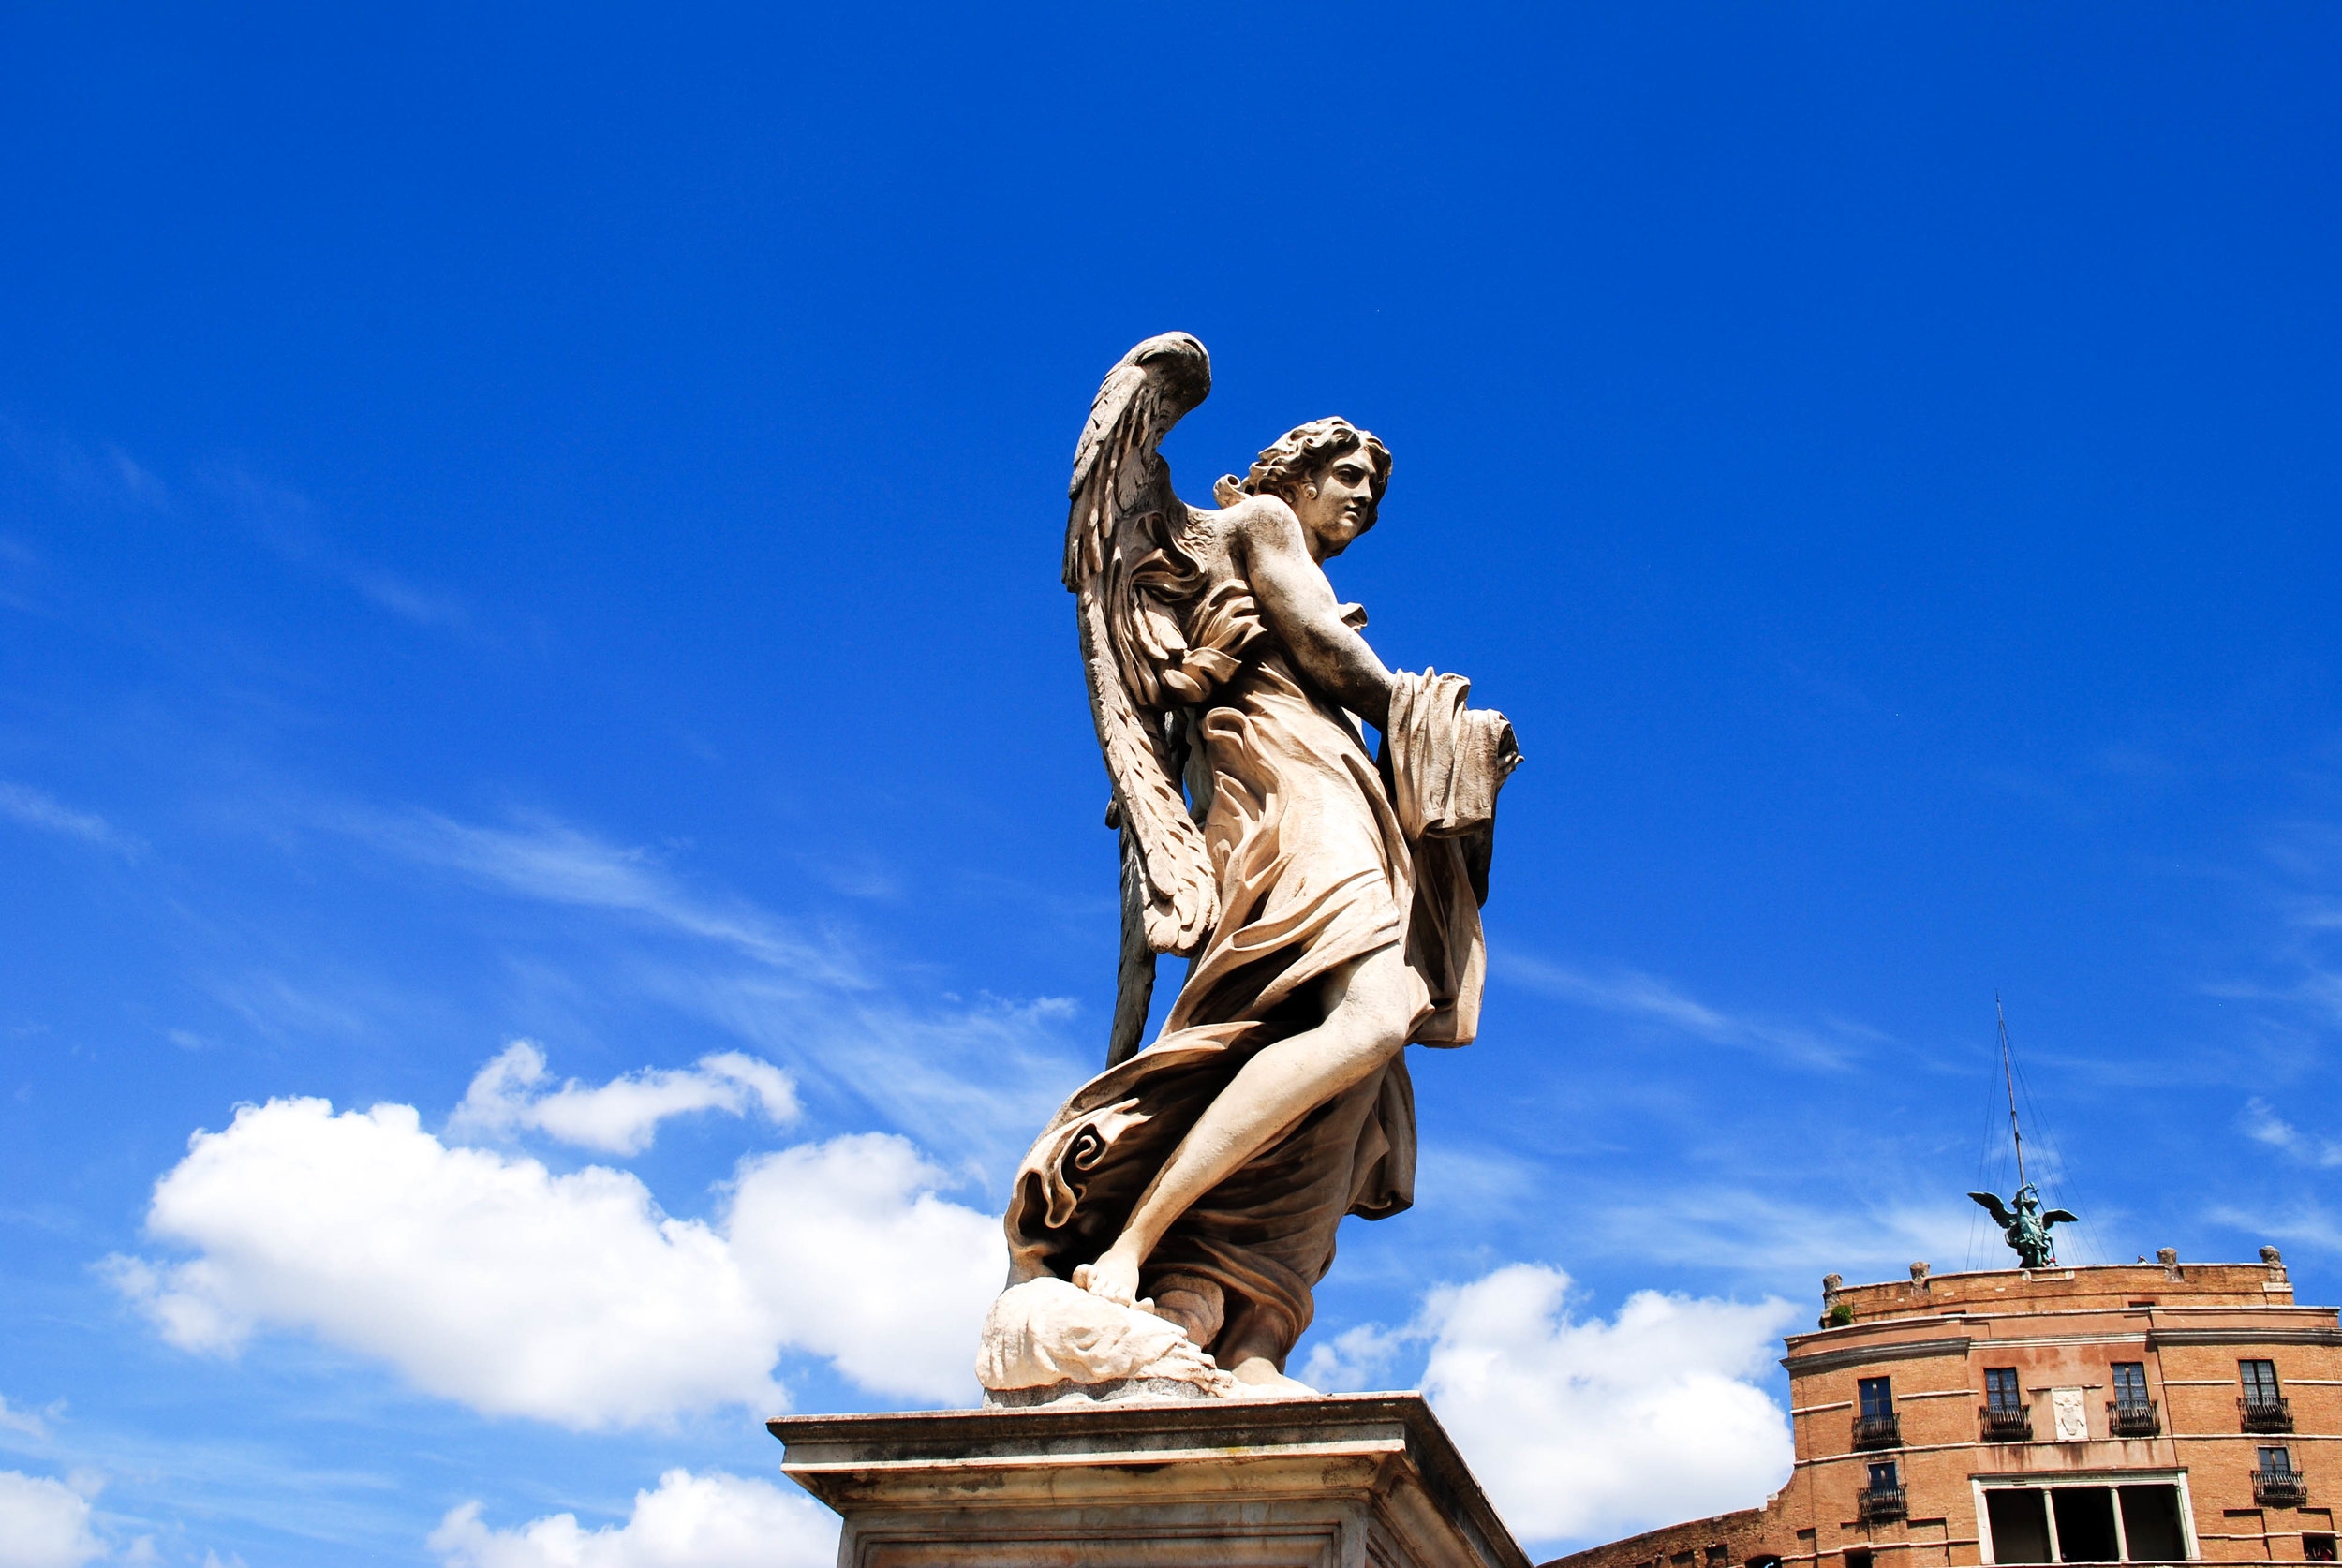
[1238,417,1392,561]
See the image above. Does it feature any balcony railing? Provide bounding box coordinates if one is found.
[1853,1413,1902,1450]
[2255,1468,2309,1508]
[1859,1485,1908,1524]
[2242,1396,2295,1433]
[2108,1399,2161,1438]
[1980,1404,2033,1442]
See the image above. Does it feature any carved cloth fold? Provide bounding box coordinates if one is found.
[1001,659,1517,1369]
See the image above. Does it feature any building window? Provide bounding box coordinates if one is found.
[2255,1449,2308,1508]
[2109,1361,2159,1436]
[1979,1482,2188,1563]
[1844,1550,1872,1568]
[1983,1367,2032,1441]
[1859,1462,1905,1524]
[2305,1535,2335,1563]
[2242,1359,2293,1431]
[1855,1376,1901,1448]
[2239,1367,2295,1442]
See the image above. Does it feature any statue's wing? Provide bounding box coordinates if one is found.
[2042,1208,2080,1226]
[1968,1191,2017,1228]
[1064,333,1218,975]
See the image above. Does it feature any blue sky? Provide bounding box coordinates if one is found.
[5,5,2342,1564]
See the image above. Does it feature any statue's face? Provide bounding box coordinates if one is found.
[1290,446,1380,562]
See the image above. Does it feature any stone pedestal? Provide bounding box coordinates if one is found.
[767,1392,1527,1568]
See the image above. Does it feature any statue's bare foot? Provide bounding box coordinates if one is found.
[1072,1247,1142,1306]
[1225,1356,1318,1400]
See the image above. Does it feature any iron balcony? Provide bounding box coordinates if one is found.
[1852,1413,1902,1450]
[1979,1404,2033,1442]
[2108,1399,2161,1438]
[2255,1469,2309,1508]
[2242,1396,2295,1434]
[1858,1485,1908,1524]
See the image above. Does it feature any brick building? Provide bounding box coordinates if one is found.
[1548,1250,2340,1568]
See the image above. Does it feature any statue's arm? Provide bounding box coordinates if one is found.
[1231,498,1396,729]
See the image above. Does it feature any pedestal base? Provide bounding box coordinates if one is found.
[767,1392,1526,1568]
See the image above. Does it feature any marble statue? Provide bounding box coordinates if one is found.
[1968,1183,2077,1269]
[978,333,1520,1403]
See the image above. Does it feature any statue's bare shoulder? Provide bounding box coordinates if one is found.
[1176,487,1304,588]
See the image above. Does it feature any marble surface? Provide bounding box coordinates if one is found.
[767,1391,1529,1568]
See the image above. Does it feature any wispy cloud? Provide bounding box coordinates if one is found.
[0,782,142,859]
[324,802,1088,1170]
[0,1395,53,1441]
[1494,952,1879,1069]
[204,463,476,635]
[335,808,863,985]
[1564,1180,1981,1287]
[3,422,170,513]
[2241,1097,2342,1167]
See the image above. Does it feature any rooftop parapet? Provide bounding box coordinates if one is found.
[1813,1256,2296,1327]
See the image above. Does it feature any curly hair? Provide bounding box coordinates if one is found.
[1237,417,1393,527]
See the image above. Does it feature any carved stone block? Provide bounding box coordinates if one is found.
[767,1393,1527,1568]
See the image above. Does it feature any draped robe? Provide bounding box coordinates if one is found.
[1002,610,1516,1372]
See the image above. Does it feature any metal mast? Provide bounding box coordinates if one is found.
[1996,992,2027,1191]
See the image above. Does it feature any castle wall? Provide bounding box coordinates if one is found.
[1545,1258,2341,1568]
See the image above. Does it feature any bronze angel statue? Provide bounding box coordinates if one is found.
[978,333,1521,1402]
[1969,1183,2077,1270]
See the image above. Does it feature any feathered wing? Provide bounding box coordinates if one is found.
[2042,1208,2080,1226]
[1968,1191,2017,1228]
[1064,333,1220,995]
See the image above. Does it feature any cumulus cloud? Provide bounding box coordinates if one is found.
[1303,1264,1793,1551]
[430,1469,837,1568]
[107,1083,1001,1426]
[1425,1265,1793,1546]
[727,1134,1004,1400]
[449,1041,798,1155]
[0,1471,104,1568]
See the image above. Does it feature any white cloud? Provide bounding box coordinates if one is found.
[108,1082,1001,1426]
[449,1041,799,1155]
[429,1469,837,1568]
[0,1471,104,1568]
[108,1096,782,1427]
[0,783,140,859]
[728,1134,1003,1400]
[1304,1264,1793,1552]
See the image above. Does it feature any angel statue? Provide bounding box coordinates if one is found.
[1968,1184,2078,1270]
[976,333,1521,1403]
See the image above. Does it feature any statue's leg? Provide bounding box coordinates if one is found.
[1072,941,1417,1308]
